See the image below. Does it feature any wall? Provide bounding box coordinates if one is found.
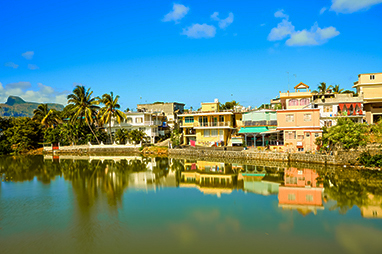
[169,147,376,166]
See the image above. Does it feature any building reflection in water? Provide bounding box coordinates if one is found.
[278,168,325,215]
[239,164,284,196]
[2,155,381,218]
[179,160,237,197]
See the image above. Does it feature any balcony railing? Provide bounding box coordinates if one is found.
[193,121,231,128]
[243,120,277,126]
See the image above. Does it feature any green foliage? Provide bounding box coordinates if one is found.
[115,128,130,144]
[358,151,382,167]
[129,129,146,144]
[171,128,181,146]
[219,100,239,110]
[98,92,126,143]
[67,85,101,144]
[315,118,369,152]
[3,117,43,154]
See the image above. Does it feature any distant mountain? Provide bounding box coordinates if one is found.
[0,96,65,117]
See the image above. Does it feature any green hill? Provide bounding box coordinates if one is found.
[0,96,65,117]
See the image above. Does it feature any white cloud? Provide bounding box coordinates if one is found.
[210,12,234,29]
[268,10,339,46]
[181,23,216,38]
[162,3,189,23]
[211,12,219,20]
[286,23,340,46]
[21,51,34,60]
[274,9,289,19]
[268,19,295,41]
[0,81,68,105]
[28,64,39,70]
[4,62,19,69]
[330,0,382,13]
[320,7,327,14]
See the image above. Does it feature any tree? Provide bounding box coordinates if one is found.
[129,129,146,144]
[115,128,130,144]
[315,118,369,152]
[32,104,60,128]
[219,100,239,111]
[98,92,126,143]
[67,85,101,144]
[4,117,43,154]
[171,128,181,147]
[332,84,344,94]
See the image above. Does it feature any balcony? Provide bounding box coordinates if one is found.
[193,121,232,128]
[243,120,277,126]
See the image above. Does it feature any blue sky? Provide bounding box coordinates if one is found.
[1,0,382,110]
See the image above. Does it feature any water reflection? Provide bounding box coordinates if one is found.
[1,155,382,219]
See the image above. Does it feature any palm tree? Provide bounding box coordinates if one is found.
[98,92,126,143]
[67,85,100,144]
[332,84,344,94]
[32,104,60,128]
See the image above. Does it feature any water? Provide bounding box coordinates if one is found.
[1,155,382,254]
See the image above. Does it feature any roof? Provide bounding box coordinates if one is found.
[294,82,309,89]
[238,126,269,134]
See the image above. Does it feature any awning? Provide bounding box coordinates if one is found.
[260,129,282,134]
[238,127,269,134]
[231,137,243,144]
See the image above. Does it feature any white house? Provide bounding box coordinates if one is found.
[313,93,364,127]
[106,112,162,144]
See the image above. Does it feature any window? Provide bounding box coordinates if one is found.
[286,131,296,139]
[136,117,143,123]
[315,133,319,138]
[286,177,297,184]
[306,133,310,138]
[126,117,133,123]
[300,98,310,106]
[288,99,298,106]
[211,129,218,137]
[204,130,210,137]
[185,116,194,123]
[199,116,208,126]
[370,75,375,80]
[324,106,332,113]
[286,114,294,122]
[298,148,304,152]
[288,194,296,201]
[306,195,313,202]
[219,130,223,136]
[304,113,312,122]
[219,115,224,122]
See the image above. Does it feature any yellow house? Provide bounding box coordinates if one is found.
[353,72,382,123]
[178,100,237,146]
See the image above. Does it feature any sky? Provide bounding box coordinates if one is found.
[1,0,382,110]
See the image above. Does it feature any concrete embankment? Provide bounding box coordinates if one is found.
[47,145,140,155]
[168,148,361,166]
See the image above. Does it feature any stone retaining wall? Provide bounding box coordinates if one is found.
[168,148,367,166]
[49,146,140,155]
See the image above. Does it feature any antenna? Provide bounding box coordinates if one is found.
[286,71,290,91]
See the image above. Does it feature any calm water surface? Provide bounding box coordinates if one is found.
[1,155,382,254]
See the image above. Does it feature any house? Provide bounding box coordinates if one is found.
[278,168,324,215]
[136,102,185,128]
[238,109,283,148]
[279,82,313,110]
[353,72,382,124]
[277,108,321,152]
[313,93,364,127]
[106,112,161,144]
[178,99,237,147]
[179,160,237,197]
